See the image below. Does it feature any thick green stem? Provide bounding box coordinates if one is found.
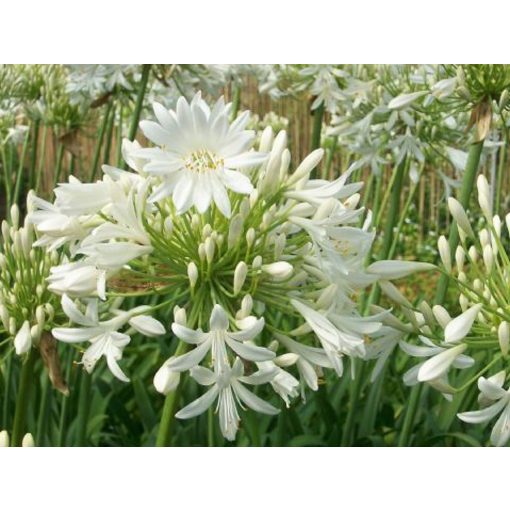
[434,141,483,305]
[12,127,31,205]
[127,65,151,142]
[11,349,36,447]
[155,341,187,446]
[2,353,13,430]
[90,101,113,182]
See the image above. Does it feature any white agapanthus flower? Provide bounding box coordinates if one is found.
[176,357,279,441]
[139,92,266,216]
[458,372,510,447]
[52,294,165,382]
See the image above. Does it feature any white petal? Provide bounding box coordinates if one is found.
[166,340,211,372]
[417,344,467,382]
[209,304,229,331]
[225,337,275,362]
[232,381,280,415]
[367,260,436,280]
[490,402,510,446]
[129,315,165,337]
[175,386,219,419]
[458,398,508,424]
[444,304,482,343]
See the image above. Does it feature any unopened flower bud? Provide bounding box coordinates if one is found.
[187,262,198,288]
[227,214,244,249]
[205,237,215,264]
[483,244,494,273]
[0,430,9,447]
[246,228,255,248]
[198,243,206,262]
[14,320,32,355]
[455,246,465,272]
[154,358,181,395]
[234,262,248,295]
[477,175,492,218]
[173,306,187,326]
[438,235,451,272]
[432,305,452,328]
[22,433,34,447]
[261,261,293,280]
[164,217,173,236]
[498,321,509,356]
[448,197,474,238]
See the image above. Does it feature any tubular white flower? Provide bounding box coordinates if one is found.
[176,358,279,441]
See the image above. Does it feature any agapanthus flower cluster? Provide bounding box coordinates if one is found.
[383,174,510,446]
[0,204,61,356]
[28,92,425,440]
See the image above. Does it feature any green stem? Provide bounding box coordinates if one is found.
[397,384,422,446]
[53,143,66,187]
[434,141,484,305]
[90,101,113,182]
[127,65,151,142]
[28,120,40,190]
[2,353,13,430]
[230,82,241,120]
[11,349,36,447]
[76,370,91,446]
[311,101,325,153]
[35,376,52,446]
[34,125,48,193]
[155,341,187,447]
[12,127,31,205]
[341,361,364,446]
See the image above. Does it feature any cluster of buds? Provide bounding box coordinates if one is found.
[383,174,510,446]
[0,204,61,356]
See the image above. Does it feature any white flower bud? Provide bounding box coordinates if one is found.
[154,358,181,395]
[227,214,244,249]
[459,294,469,312]
[261,261,293,280]
[0,305,9,330]
[438,235,451,272]
[477,174,492,218]
[36,305,45,326]
[0,430,9,447]
[246,228,255,248]
[468,245,478,263]
[448,197,474,238]
[498,321,509,356]
[1,220,10,243]
[9,317,16,336]
[234,262,248,295]
[455,246,465,272]
[187,262,198,288]
[252,255,262,269]
[10,204,19,229]
[163,217,173,236]
[205,237,215,264]
[173,306,187,326]
[432,305,452,328]
[191,214,200,230]
[483,244,494,273]
[287,149,324,186]
[198,243,206,262]
[274,234,286,259]
[14,320,32,355]
[259,126,274,152]
[279,148,291,181]
[22,433,34,447]
[241,294,253,317]
[249,190,258,209]
[202,224,212,238]
[240,198,250,219]
[275,353,299,367]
